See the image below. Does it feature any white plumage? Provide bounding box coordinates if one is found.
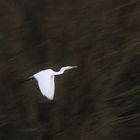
[32,66,77,100]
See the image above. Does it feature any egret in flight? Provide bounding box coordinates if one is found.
[29,66,77,100]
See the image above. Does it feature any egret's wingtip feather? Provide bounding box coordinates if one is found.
[40,90,54,100]
[41,92,54,100]
[47,97,54,100]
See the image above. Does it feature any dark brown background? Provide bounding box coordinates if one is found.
[0,0,140,140]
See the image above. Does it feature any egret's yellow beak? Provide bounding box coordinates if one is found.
[71,66,78,69]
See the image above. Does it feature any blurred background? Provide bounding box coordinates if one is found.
[0,0,140,140]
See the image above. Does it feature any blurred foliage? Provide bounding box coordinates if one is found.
[0,0,140,140]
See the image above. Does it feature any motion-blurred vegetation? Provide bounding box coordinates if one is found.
[0,0,140,140]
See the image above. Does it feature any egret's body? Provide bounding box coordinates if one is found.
[32,66,77,100]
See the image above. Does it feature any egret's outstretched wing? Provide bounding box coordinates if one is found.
[34,71,55,100]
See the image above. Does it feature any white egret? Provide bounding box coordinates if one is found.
[29,66,77,100]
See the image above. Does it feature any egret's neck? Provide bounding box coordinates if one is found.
[53,67,69,75]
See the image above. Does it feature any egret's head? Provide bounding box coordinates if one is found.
[64,66,78,70]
